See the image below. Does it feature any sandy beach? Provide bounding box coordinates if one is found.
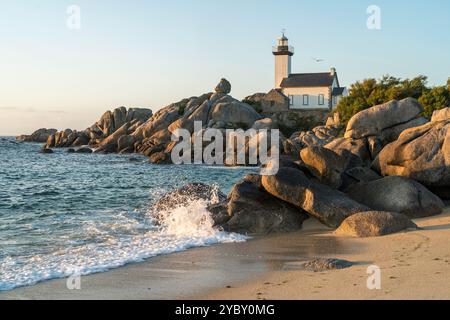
[197,206,450,300]
[1,207,449,300]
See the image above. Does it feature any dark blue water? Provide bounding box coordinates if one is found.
[0,137,253,291]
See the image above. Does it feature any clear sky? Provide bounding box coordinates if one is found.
[1,0,449,135]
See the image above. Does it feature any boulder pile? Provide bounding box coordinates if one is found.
[153,97,448,237]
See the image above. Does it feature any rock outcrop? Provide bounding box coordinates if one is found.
[325,137,371,164]
[373,119,450,198]
[345,98,424,140]
[346,176,444,218]
[17,128,57,143]
[431,107,450,122]
[136,79,263,163]
[336,211,418,238]
[261,167,370,228]
[224,175,308,235]
[150,178,308,236]
[45,107,153,152]
[289,125,341,151]
[152,183,227,213]
[215,78,231,94]
[300,146,351,189]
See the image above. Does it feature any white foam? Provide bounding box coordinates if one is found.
[0,195,247,291]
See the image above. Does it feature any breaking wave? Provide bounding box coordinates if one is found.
[0,185,247,291]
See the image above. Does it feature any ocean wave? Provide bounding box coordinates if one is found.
[0,190,248,291]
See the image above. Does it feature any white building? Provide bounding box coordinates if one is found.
[273,33,347,110]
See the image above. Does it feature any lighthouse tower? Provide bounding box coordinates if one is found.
[273,32,294,88]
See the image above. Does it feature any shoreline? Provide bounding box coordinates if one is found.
[1,209,449,300]
[0,218,337,300]
[196,207,450,300]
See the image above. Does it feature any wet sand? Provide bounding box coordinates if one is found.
[1,208,449,300]
[197,207,450,300]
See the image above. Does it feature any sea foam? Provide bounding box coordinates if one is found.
[0,191,247,291]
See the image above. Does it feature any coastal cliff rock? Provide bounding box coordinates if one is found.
[344,98,424,140]
[336,211,418,238]
[45,107,153,151]
[325,137,371,164]
[299,146,350,189]
[17,128,57,143]
[431,107,450,122]
[346,176,444,218]
[224,175,308,235]
[261,167,370,228]
[372,119,450,199]
[138,79,262,163]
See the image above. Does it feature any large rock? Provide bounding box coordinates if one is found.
[325,137,370,161]
[140,104,181,139]
[373,119,450,198]
[300,146,349,189]
[43,107,152,151]
[117,135,136,153]
[215,78,231,94]
[252,118,276,130]
[336,211,418,238]
[344,167,381,184]
[345,98,424,139]
[152,183,227,213]
[379,117,428,144]
[432,108,450,122]
[224,175,308,235]
[94,123,129,154]
[290,125,340,151]
[261,167,370,228]
[346,176,444,218]
[209,101,262,129]
[98,107,152,137]
[17,128,58,143]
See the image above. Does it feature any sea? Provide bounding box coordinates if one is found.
[0,137,254,291]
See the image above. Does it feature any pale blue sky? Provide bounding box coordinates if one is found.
[1,0,449,135]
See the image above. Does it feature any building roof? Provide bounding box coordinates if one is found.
[280,72,335,88]
[332,87,346,96]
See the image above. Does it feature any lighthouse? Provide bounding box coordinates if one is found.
[272,32,294,88]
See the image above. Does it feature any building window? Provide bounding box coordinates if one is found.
[318,94,325,105]
[303,95,309,106]
[289,95,294,106]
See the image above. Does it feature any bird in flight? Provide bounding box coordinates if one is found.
[311,57,325,62]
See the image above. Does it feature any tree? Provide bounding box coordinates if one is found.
[419,85,450,118]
